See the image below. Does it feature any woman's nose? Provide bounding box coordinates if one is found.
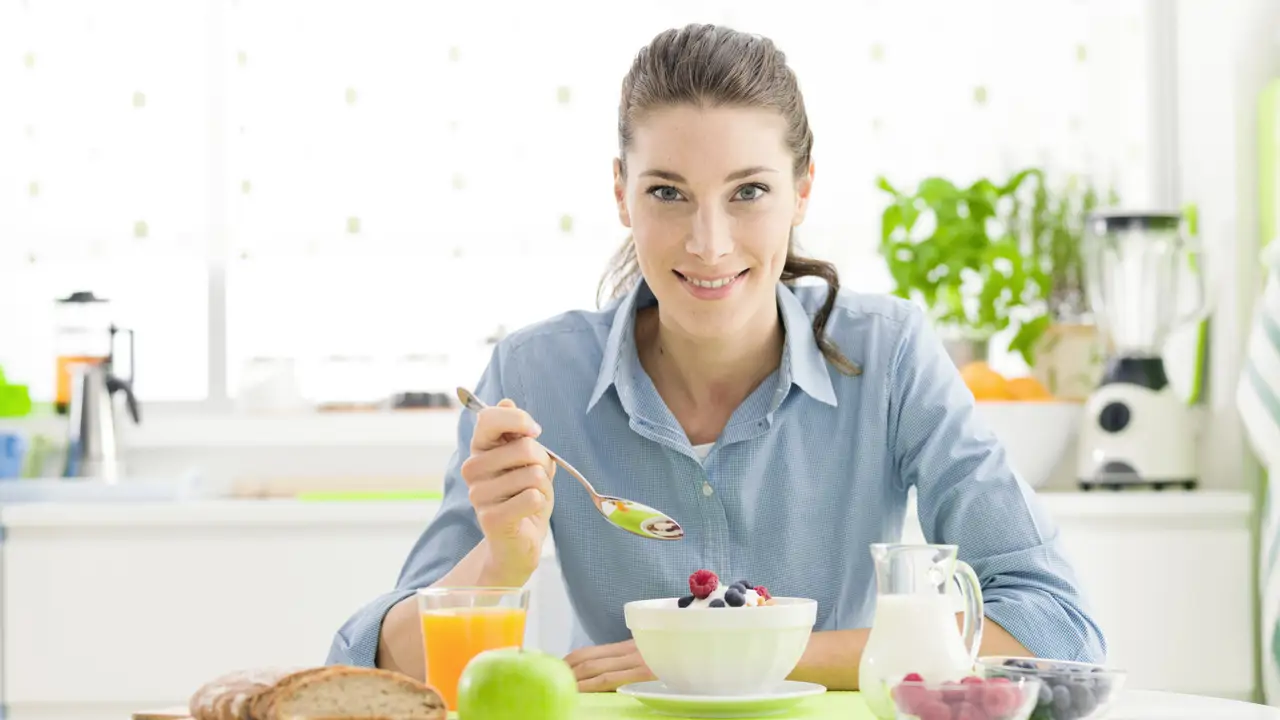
[686,207,733,262]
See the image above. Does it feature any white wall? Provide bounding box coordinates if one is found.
[1171,0,1280,494]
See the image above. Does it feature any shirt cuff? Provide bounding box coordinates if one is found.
[326,588,418,667]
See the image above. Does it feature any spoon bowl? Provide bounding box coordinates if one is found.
[456,387,684,541]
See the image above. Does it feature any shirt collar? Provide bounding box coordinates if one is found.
[586,279,838,413]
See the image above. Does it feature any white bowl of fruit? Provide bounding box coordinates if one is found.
[623,569,817,696]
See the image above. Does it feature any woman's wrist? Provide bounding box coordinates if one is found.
[476,539,539,588]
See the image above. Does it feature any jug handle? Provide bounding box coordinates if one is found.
[953,560,985,665]
[109,326,136,388]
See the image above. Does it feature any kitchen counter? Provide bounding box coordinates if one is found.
[0,488,1252,527]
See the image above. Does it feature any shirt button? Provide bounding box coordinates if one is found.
[702,483,714,497]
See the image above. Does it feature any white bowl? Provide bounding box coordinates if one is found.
[973,401,1082,488]
[624,597,817,696]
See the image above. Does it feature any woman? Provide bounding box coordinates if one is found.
[327,23,1105,692]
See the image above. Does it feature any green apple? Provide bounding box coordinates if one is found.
[456,647,578,720]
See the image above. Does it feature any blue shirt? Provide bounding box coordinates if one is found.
[327,279,1106,667]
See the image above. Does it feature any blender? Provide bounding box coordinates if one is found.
[1076,211,1211,490]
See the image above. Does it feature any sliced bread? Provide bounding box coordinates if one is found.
[260,666,446,720]
[188,668,300,720]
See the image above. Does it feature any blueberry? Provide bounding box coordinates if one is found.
[709,598,725,608]
[735,579,754,589]
[1075,689,1098,715]
[724,588,745,607]
[1052,684,1072,714]
[1037,681,1053,705]
[1004,659,1021,667]
[677,595,694,608]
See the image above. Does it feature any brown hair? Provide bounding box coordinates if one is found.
[598,23,859,376]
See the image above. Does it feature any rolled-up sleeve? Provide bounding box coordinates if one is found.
[326,345,511,667]
[887,307,1107,663]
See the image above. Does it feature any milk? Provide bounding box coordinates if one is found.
[859,594,976,719]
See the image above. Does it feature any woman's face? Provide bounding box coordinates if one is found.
[614,105,813,341]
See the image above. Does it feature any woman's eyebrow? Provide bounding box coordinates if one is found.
[638,166,779,183]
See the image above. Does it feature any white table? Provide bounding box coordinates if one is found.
[1114,690,1280,718]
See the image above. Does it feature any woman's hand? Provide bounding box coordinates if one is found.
[459,398,556,586]
[564,640,656,692]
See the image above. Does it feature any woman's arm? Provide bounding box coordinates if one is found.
[883,307,1106,665]
[327,345,526,677]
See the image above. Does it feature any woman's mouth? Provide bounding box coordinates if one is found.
[673,269,749,299]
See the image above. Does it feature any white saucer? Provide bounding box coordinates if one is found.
[615,680,826,718]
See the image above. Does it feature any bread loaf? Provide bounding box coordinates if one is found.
[189,666,445,720]
[262,666,446,720]
[247,668,331,720]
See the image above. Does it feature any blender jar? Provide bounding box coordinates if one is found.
[53,291,113,414]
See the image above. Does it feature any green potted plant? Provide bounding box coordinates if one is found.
[876,168,1116,367]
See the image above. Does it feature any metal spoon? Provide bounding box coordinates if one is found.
[456,387,685,541]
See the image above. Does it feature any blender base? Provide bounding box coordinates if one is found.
[1076,366,1200,491]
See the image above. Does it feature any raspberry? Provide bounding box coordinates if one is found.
[961,676,986,705]
[903,673,924,683]
[940,681,967,702]
[754,585,772,601]
[688,569,719,599]
[982,684,1016,717]
[891,683,930,715]
[952,701,986,720]
[917,700,952,720]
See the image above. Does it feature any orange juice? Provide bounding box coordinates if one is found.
[420,606,526,710]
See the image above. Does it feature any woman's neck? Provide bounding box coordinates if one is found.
[636,300,784,428]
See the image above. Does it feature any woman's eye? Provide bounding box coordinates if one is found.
[648,186,684,202]
[734,183,768,201]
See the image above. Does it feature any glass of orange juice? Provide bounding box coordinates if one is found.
[417,587,530,710]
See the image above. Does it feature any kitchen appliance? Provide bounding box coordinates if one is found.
[53,291,116,414]
[64,325,140,481]
[1076,211,1210,490]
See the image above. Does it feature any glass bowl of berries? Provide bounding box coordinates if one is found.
[888,673,1042,720]
[975,657,1127,720]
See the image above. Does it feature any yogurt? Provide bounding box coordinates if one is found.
[677,569,774,608]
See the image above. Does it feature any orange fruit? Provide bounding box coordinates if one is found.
[1006,376,1054,401]
[959,361,1012,401]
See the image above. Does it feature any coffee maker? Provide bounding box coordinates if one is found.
[1076,211,1211,490]
[64,324,140,481]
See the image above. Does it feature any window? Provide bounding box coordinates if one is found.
[0,0,1161,404]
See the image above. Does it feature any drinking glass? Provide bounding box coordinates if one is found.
[417,587,530,710]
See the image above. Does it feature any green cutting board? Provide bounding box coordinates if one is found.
[447,691,873,719]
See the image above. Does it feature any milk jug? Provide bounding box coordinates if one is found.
[858,543,984,719]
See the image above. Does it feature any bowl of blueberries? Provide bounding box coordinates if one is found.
[976,657,1127,720]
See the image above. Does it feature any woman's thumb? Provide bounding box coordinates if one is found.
[496,398,516,409]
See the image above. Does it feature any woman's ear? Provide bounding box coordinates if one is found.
[613,158,632,228]
[793,160,815,226]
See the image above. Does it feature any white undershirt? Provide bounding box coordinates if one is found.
[693,443,714,461]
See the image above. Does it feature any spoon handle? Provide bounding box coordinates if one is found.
[454,387,602,499]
